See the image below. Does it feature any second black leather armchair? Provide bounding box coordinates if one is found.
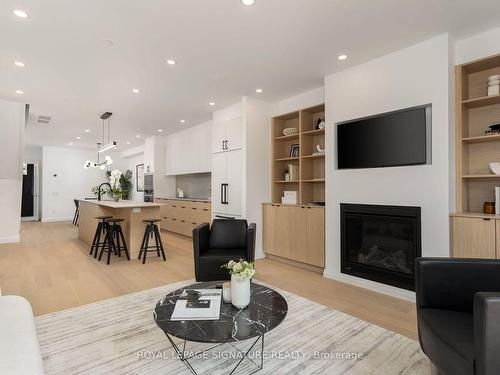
[193,219,256,282]
[415,257,500,375]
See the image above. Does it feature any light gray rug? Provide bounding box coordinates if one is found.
[35,280,430,375]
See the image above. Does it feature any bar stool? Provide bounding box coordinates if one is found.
[138,219,166,264]
[72,200,80,226]
[90,216,113,258]
[99,218,130,265]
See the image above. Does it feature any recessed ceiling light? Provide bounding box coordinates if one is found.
[126,141,131,145]
[15,90,23,95]
[136,134,141,138]
[84,129,90,133]
[337,54,348,61]
[157,129,163,133]
[76,136,81,140]
[180,119,186,123]
[241,0,255,5]
[166,59,176,65]
[209,102,215,106]
[256,88,263,93]
[68,142,73,146]
[13,9,28,18]
[14,61,25,67]
[132,88,140,93]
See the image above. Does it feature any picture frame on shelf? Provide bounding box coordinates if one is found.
[289,144,299,158]
[136,164,144,192]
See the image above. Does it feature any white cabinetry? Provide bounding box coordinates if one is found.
[212,117,242,154]
[212,150,242,216]
[165,121,212,176]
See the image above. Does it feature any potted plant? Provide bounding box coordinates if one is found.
[106,169,132,200]
[109,169,123,202]
[221,259,255,309]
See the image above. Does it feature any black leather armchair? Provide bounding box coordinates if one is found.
[415,257,500,375]
[193,219,256,282]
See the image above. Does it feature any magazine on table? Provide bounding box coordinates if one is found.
[170,289,222,321]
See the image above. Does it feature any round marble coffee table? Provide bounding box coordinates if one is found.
[154,281,288,375]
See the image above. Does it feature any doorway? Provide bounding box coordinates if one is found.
[21,162,39,221]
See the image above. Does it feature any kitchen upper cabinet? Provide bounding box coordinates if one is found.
[212,117,242,154]
[165,122,212,176]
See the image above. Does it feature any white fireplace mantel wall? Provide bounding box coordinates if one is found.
[323,34,452,300]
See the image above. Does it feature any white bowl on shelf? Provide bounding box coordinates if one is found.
[282,127,298,136]
[489,162,500,175]
[488,75,500,81]
[488,80,500,86]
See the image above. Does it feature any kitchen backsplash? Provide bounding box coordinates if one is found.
[175,173,211,198]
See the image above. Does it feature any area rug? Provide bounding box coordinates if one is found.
[35,280,430,374]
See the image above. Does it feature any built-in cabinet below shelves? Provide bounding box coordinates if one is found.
[156,198,211,237]
[262,203,325,270]
[450,213,500,259]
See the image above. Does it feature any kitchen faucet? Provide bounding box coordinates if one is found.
[97,182,111,201]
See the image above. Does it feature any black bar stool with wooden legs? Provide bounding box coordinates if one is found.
[138,219,166,264]
[102,218,130,263]
[72,199,80,226]
[90,216,113,258]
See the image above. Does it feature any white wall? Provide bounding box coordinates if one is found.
[272,87,324,116]
[324,34,452,300]
[127,153,145,202]
[455,26,500,65]
[41,147,127,222]
[0,99,25,243]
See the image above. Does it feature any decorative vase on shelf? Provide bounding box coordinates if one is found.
[112,193,121,202]
[230,275,250,309]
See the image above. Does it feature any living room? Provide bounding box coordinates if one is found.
[2,1,500,374]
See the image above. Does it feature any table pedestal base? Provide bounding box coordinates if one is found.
[164,332,264,375]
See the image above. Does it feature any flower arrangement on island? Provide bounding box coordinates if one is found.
[222,259,255,280]
[109,169,123,201]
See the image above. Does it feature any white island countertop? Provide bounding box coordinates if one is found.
[78,199,163,208]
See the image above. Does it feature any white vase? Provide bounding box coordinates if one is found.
[230,275,250,309]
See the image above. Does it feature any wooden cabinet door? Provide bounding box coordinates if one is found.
[275,205,291,258]
[452,217,495,258]
[289,206,307,263]
[306,207,325,267]
[263,204,277,256]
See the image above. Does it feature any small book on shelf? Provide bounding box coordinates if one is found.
[288,164,299,181]
[170,289,222,321]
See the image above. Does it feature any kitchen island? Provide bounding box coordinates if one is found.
[78,200,162,259]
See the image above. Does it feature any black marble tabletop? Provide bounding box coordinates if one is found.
[154,281,288,343]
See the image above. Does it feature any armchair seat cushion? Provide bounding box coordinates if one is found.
[419,308,474,375]
[201,248,247,258]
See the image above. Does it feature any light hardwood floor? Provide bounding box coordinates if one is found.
[0,221,417,339]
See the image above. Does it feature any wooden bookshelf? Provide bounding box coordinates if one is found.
[271,104,325,204]
[455,52,500,214]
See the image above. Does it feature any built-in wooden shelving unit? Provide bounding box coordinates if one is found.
[455,52,500,213]
[271,104,325,205]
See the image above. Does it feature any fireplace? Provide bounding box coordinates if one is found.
[340,204,421,291]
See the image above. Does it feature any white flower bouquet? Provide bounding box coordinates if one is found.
[221,259,255,281]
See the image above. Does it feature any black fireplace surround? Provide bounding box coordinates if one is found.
[340,204,421,291]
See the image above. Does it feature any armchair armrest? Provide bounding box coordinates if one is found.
[474,292,500,375]
[415,258,500,313]
[246,223,256,263]
[193,223,210,258]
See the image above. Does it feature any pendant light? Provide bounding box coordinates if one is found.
[84,112,117,169]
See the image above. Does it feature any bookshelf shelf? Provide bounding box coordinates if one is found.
[271,104,325,205]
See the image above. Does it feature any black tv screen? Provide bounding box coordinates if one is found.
[337,105,430,169]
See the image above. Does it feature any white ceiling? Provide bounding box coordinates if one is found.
[1,0,500,150]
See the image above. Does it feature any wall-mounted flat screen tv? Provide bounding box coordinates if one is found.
[337,105,431,169]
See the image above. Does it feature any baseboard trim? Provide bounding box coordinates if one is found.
[323,267,415,302]
[0,235,20,244]
[41,216,73,223]
[264,254,324,274]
